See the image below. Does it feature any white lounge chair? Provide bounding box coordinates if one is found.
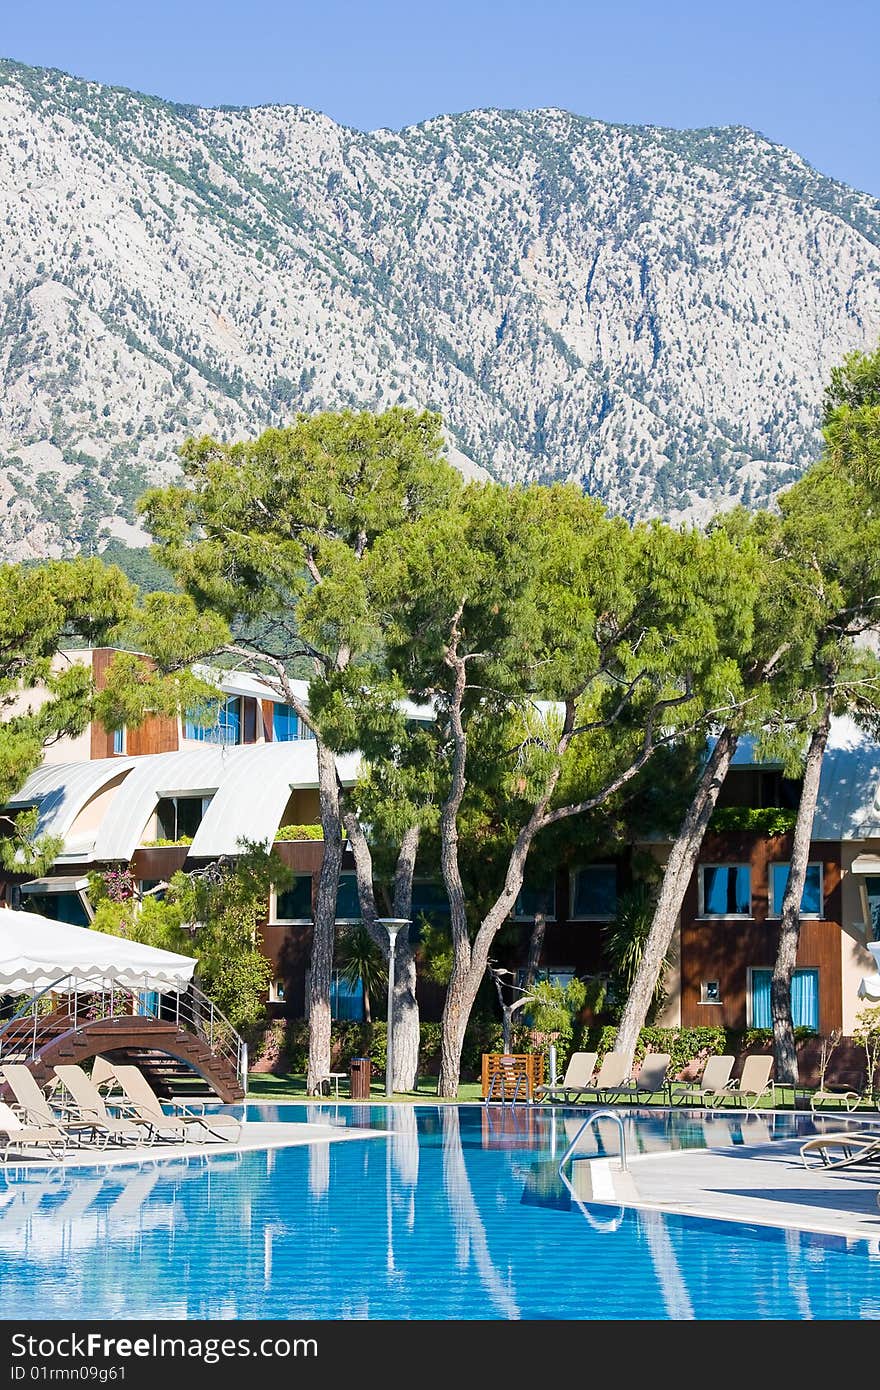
[612,1052,672,1104]
[800,1122,880,1170]
[669,1055,736,1106]
[0,1100,69,1162]
[100,1062,241,1143]
[1,1063,99,1146]
[708,1055,775,1112]
[570,1051,631,1104]
[533,1051,599,1104]
[51,1065,150,1147]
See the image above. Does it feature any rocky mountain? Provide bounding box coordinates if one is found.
[1,57,879,560]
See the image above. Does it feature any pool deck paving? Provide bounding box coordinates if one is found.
[569,1120,880,1245]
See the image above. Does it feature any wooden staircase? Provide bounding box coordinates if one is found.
[0,1015,245,1104]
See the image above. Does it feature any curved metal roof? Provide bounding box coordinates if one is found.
[9,756,138,844]
[189,742,359,858]
[90,742,361,863]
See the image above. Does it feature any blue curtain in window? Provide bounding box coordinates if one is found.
[275,876,313,921]
[751,970,772,1028]
[185,697,240,745]
[791,969,819,1030]
[218,697,240,744]
[752,968,818,1030]
[335,875,361,919]
[515,881,556,919]
[184,702,219,741]
[702,865,750,915]
[331,975,364,1021]
[771,863,822,915]
[410,881,449,924]
[864,877,880,941]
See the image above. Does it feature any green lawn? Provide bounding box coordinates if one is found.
[243,1074,878,1112]
[246,1072,484,1103]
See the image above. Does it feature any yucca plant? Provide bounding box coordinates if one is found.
[601,883,669,1022]
[335,922,387,1023]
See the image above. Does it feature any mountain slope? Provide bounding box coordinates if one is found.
[1,58,879,558]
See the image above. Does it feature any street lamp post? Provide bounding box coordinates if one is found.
[377,918,410,1099]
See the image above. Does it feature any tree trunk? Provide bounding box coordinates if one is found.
[434,650,720,1096]
[306,739,344,1095]
[523,913,547,991]
[390,825,421,1092]
[437,638,474,1097]
[344,812,421,1092]
[771,702,832,1086]
[615,726,739,1073]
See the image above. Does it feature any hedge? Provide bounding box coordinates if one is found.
[246,1018,743,1082]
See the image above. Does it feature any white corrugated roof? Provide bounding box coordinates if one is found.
[189,742,360,857]
[192,662,311,705]
[8,744,361,865]
[8,756,138,853]
[91,742,361,862]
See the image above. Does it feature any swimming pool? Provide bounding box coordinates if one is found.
[0,1103,878,1321]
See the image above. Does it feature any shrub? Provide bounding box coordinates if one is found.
[708,806,797,836]
[273,824,325,842]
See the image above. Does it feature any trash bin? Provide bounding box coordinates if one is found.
[349,1056,372,1099]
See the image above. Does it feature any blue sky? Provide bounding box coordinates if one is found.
[4,0,879,196]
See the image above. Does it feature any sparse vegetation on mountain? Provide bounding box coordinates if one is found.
[0,58,879,557]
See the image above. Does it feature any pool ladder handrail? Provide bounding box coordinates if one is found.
[557,1108,628,1175]
[485,1064,530,1106]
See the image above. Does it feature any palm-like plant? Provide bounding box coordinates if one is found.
[335,922,388,1023]
[602,883,668,1022]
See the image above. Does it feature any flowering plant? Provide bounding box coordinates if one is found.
[104,867,137,903]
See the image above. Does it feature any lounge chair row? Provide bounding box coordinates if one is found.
[534,1051,777,1111]
[0,1060,242,1161]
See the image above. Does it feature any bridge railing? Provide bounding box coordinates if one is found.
[0,974,248,1093]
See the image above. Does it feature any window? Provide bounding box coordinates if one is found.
[269,979,286,1004]
[273,876,314,923]
[699,864,751,917]
[512,878,557,922]
[273,703,316,741]
[700,980,721,1005]
[136,990,159,1017]
[570,866,617,920]
[184,696,242,745]
[516,966,576,990]
[410,880,449,926]
[335,873,360,921]
[112,725,126,754]
[750,968,819,1031]
[331,972,364,1021]
[770,863,823,918]
[859,876,880,942]
[155,795,212,842]
[21,891,91,927]
[273,704,299,741]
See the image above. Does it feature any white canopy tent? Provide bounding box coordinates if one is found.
[0,908,197,995]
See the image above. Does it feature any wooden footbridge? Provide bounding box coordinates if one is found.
[0,978,247,1103]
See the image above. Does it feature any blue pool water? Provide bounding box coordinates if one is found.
[0,1103,878,1321]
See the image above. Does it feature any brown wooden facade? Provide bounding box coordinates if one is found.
[89,648,269,758]
[679,830,843,1032]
